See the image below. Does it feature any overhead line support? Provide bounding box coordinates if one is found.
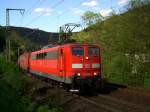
[5,8,25,62]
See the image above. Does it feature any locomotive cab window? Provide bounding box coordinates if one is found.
[88,47,99,56]
[72,47,84,56]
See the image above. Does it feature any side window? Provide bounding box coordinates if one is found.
[43,53,47,59]
[47,51,58,59]
[39,53,42,59]
[37,54,40,59]
[31,51,58,60]
[35,52,47,60]
[72,47,84,56]
[32,54,36,60]
[88,47,99,56]
[39,53,43,59]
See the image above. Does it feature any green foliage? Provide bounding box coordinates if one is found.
[72,31,90,43]
[9,31,27,61]
[127,0,150,9]
[0,81,26,112]
[37,105,63,112]
[0,55,29,112]
[100,2,150,86]
[81,11,103,26]
[37,105,50,112]
[0,55,27,90]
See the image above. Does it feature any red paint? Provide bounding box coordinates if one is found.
[18,43,101,83]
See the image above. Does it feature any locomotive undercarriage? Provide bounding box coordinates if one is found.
[69,75,102,93]
[28,71,102,93]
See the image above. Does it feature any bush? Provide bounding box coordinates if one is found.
[103,53,131,83]
[0,55,29,112]
[37,105,63,112]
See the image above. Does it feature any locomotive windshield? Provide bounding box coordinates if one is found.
[88,47,99,56]
[72,47,84,56]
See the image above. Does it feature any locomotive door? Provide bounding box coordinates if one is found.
[71,46,85,76]
[58,48,65,82]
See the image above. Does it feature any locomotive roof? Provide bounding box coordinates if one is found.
[32,43,100,54]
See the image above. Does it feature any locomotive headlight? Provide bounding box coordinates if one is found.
[85,56,89,60]
[77,73,81,76]
[94,72,97,76]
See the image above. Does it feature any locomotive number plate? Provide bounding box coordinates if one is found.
[84,64,90,68]
[86,73,91,76]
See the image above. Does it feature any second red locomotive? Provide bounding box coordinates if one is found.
[18,43,102,91]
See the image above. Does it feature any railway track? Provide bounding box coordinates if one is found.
[103,82,150,108]
[56,89,150,112]
[69,93,150,112]
[29,75,150,112]
[61,82,150,112]
[78,95,120,112]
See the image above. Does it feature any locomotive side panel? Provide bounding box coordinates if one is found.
[42,49,59,77]
[30,48,59,76]
[29,46,73,83]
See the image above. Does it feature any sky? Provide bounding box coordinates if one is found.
[0,0,130,32]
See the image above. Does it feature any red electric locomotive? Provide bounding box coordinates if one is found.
[18,43,102,91]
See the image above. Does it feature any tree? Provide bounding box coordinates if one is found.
[81,11,103,26]
[127,0,150,9]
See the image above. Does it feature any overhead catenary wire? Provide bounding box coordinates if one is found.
[53,0,123,32]
[41,0,87,32]
[57,0,126,29]
[20,0,49,27]
[57,0,86,17]
[17,0,65,42]
[24,0,64,27]
[0,11,4,26]
[58,0,124,18]
[25,0,43,15]
[23,0,124,32]
[24,0,89,32]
